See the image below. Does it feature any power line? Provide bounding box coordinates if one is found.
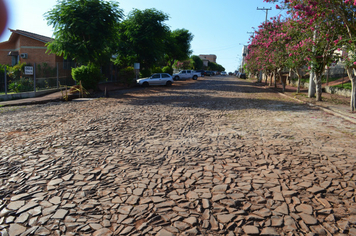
[257,7,272,24]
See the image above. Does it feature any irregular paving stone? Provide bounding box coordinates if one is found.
[271,216,283,227]
[183,216,197,225]
[7,201,25,210]
[10,193,30,201]
[93,228,113,236]
[212,185,228,193]
[243,225,259,235]
[156,229,175,236]
[125,195,139,205]
[34,227,51,235]
[8,223,27,236]
[2,76,356,236]
[296,204,313,215]
[173,221,189,231]
[274,203,289,215]
[16,201,39,214]
[15,212,29,223]
[51,209,68,219]
[299,213,318,225]
[217,214,235,223]
[118,205,133,215]
[306,186,325,194]
[260,227,279,236]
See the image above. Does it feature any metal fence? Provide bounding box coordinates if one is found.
[0,62,76,95]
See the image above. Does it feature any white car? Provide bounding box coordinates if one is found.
[137,73,174,87]
[221,71,227,76]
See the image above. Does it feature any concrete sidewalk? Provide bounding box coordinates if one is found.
[257,80,356,124]
[0,91,65,106]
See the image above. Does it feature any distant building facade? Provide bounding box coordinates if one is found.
[199,54,217,67]
[240,45,248,72]
[0,29,64,68]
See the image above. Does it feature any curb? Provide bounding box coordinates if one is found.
[277,91,356,124]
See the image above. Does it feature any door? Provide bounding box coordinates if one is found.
[150,74,161,85]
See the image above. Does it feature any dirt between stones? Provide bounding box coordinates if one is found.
[0,76,355,235]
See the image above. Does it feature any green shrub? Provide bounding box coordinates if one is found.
[139,68,152,78]
[162,66,173,75]
[332,82,352,90]
[8,77,34,93]
[71,63,103,90]
[119,66,135,86]
[7,63,26,80]
[152,66,163,74]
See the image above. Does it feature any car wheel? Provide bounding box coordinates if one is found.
[142,82,149,87]
[166,81,172,86]
[174,76,179,81]
[192,75,197,80]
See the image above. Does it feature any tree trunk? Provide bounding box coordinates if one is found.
[280,73,286,93]
[265,73,268,85]
[313,73,322,101]
[308,70,316,98]
[297,74,301,94]
[274,69,277,88]
[269,72,272,86]
[296,68,303,94]
[346,68,356,112]
[326,67,330,86]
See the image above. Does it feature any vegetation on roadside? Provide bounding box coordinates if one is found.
[332,82,352,90]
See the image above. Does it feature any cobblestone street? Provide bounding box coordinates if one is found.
[1,76,356,235]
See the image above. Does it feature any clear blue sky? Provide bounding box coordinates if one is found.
[1,0,286,73]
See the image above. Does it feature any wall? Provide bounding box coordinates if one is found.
[288,79,351,97]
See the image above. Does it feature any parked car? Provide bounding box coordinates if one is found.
[195,70,205,77]
[136,73,173,87]
[240,73,246,79]
[221,71,227,76]
[204,71,213,76]
[172,70,200,80]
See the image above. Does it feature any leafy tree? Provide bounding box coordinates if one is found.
[208,61,225,72]
[164,29,193,67]
[116,8,170,69]
[45,0,123,66]
[190,55,203,70]
[265,0,351,103]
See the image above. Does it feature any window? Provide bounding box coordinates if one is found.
[161,74,170,78]
[151,74,160,79]
[11,56,19,66]
[63,57,75,70]
[182,71,186,74]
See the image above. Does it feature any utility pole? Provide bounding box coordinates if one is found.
[257,7,272,24]
[256,7,271,83]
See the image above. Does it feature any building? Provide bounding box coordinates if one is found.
[240,45,249,73]
[0,29,65,68]
[198,54,217,67]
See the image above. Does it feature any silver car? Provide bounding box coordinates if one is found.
[137,73,174,87]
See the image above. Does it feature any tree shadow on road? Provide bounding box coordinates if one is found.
[117,90,316,113]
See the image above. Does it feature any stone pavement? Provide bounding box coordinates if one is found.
[0,76,356,235]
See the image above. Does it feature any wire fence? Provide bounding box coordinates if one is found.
[0,62,76,95]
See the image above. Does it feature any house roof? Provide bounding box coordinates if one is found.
[8,29,53,43]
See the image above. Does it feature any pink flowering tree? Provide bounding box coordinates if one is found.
[283,18,314,93]
[246,17,289,88]
[265,0,356,109]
